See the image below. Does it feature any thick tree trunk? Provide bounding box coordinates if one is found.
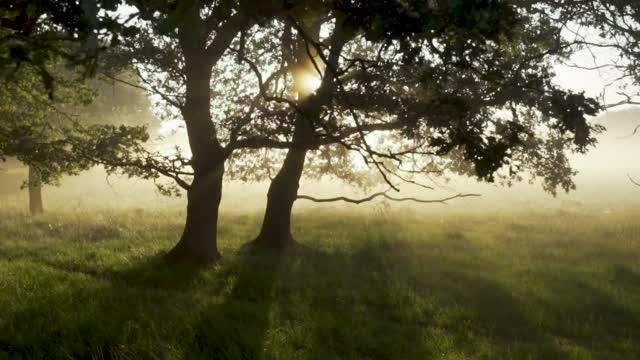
[250,145,308,251]
[165,21,233,264]
[165,163,224,264]
[28,166,43,216]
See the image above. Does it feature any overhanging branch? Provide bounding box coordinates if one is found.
[297,190,480,205]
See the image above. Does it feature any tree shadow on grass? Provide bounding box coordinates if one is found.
[0,245,210,291]
[0,249,213,358]
[0,244,286,359]
[184,251,289,359]
[374,238,640,358]
[274,238,570,359]
[528,266,640,356]
[2,234,640,359]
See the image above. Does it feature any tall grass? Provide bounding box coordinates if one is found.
[0,207,639,359]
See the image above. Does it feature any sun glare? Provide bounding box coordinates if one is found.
[294,69,322,97]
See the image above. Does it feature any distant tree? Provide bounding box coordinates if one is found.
[0,66,150,215]
[0,66,93,215]
[0,0,178,216]
[558,1,640,185]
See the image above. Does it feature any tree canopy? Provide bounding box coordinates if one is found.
[0,0,609,262]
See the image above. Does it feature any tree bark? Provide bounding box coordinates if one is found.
[248,20,340,253]
[164,60,226,264]
[249,83,313,251]
[250,143,308,251]
[165,162,224,264]
[28,165,43,216]
[165,18,237,264]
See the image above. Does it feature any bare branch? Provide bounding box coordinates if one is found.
[617,124,640,139]
[99,71,184,109]
[235,51,300,110]
[605,91,640,109]
[379,163,434,190]
[297,190,480,204]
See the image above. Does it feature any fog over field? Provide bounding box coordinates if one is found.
[3,38,638,215]
[6,2,640,358]
[1,106,638,213]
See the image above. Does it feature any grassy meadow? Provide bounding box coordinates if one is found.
[0,206,639,359]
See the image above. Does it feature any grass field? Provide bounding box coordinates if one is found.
[0,207,639,359]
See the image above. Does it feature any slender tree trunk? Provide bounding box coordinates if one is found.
[249,97,313,251]
[250,144,308,251]
[28,165,43,216]
[248,21,335,252]
[165,162,224,264]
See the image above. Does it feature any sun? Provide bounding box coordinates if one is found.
[294,68,322,97]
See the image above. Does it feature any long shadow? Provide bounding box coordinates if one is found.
[3,230,640,358]
[528,266,640,356]
[184,251,289,359]
[0,236,564,359]
[278,237,570,359]
[0,242,288,359]
[0,245,209,291]
[0,250,211,359]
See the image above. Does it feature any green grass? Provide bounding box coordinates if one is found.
[1,207,640,359]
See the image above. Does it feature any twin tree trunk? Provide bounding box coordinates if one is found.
[166,14,324,261]
[28,166,43,216]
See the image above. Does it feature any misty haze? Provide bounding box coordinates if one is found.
[1,1,640,359]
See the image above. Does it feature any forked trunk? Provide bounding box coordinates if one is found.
[165,163,225,264]
[250,145,308,251]
[28,166,43,216]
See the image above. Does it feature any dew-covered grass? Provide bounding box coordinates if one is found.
[1,207,639,359]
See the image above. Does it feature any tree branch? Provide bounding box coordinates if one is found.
[297,190,480,204]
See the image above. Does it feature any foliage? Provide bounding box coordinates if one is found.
[0,64,157,192]
[0,0,138,96]
[0,1,600,203]
[216,1,602,196]
[106,1,602,197]
[0,65,95,185]
[564,0,640,87]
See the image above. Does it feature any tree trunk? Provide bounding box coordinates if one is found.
[250,145,308,251]
[28,165,43,216]
[165,21,233,264]
[165,163,225,264]
[248,21,330,253]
